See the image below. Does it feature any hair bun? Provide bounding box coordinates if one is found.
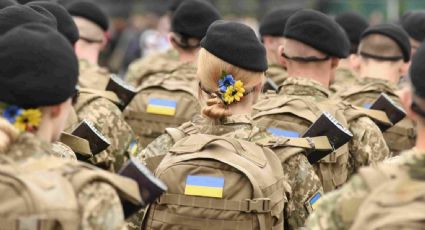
[202,98,232,119]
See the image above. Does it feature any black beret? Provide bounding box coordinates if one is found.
[284,9,350,58]
[0,23,78,108]
[335,12,369,50]
[172,0,221,39]
[67,1,109,31]
[401,11,425,42]
[169,0,186,13]
[0,5,57,35]
[201,20,267,72]
[27,1,79,45]
[259,7,298,37]
[410,42,425,98]
[361,23,411,62]
[0,0,17,10]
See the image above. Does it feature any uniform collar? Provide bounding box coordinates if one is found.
[279,76,331,99]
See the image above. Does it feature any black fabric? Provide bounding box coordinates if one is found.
[284,9,350,58]
[0,0,16,10]
[361,23,411,62]
[0,23,78,108]
[27,1,79,45]
[172,0,220,39]
[259,7,298,37]
[410,42,425,99]
[0,5,57,35]
[168,0,186,13]
[335,11,369,53]
[201,20,267,72]
[67,0,109,31]
[282,52,330,62]
[401,11,425,42]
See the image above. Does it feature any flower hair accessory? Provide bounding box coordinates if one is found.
[218,71,246,105]
[0,103,42,132]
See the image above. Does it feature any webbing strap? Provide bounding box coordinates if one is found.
[158,193,271,213]
[165,128,187,143]
[256,136,332,151]
[126,111,187,125]
[59,133,92,158]
[0,218,53,230]
[351,106,392,125]
[151,209,253,229]
[386,124,416,137]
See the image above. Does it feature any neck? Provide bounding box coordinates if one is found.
[179,50,198,63]
[288,66,331,87]
[359,63,400,84]
[338,58,352,70]
[35,115,53,143]
[266,48,279,65]
[76,48,99,66]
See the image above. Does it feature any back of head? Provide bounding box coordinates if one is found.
[0,4,57,35]
[359,24,411,62]
[27,1,79,45]
[335,11,369,54]
[0,23,78,108]
[171,0,221,49]
[409,42,425,121]
[259,7,298,37]
[401,11,425,43]
[199,20,266,119]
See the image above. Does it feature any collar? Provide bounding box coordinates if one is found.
[279,76,330,99]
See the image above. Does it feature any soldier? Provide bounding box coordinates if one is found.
[401,11,425,57]
[338,24,415,154]
[124,0,221,146]
[0,22,140,230]
[140,20,324,230]
[259,7,298,87]
[253,9,390,192]
[65,1,139,172]
[331,12,369,91]
[67,0,111,90]
[304,41,425,230]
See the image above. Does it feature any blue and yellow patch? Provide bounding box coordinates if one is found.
[267,128,300,138]
[363,103,372,109]
[127,140,139,156]
[309,192,322,211]
[184,175,224,198]
[147,98,177,116]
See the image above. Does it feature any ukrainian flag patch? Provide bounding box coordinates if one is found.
[308,192,322,211]
[127,140,139,156]
[184,175,224,198]
[363,103,372,109]
[267,128,300,138]
[147,98,177,116]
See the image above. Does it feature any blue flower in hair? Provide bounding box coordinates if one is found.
[218,73,235,93]
[2,105,23,124]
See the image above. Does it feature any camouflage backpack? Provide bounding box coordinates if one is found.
[252,94,390,192]
[338,81,416,154]
[124,66,201,147]
[346,162,425,230]
[142,134,286,230]
[0,156,141,230]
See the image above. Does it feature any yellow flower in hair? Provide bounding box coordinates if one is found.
[14,109,42,132]
[223,80,246,104]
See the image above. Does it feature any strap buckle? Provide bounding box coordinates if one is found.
[244,198,271,213]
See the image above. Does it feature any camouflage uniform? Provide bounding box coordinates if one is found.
[330,67,358,94]
[78,59,111,91]
[0,119,127,230]
[304,148,425,230]
[72,90,138,172]
[337,77,416,154]
[267,64,288,87]
[125,48,181,87]
[139,114,323,230]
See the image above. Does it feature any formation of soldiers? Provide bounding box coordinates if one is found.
[1,0,425,229]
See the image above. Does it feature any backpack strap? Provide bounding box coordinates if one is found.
[255,136,332,151]
[344,104,392,126]
[75,88,120,113]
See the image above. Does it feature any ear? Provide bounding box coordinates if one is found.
[277,45,287,68]
[400,61,410,77]
[47,104,62,119]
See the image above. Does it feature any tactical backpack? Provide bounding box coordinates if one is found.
[338,82,416,154]
[124,72,201,147]
[252,95,390,192]
[346,163,425,230]
[142,134,286,230]
[0,156,141,230]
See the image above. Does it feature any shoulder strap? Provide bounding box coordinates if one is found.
[255,136,332,151]
[75,88,120,112]
[345,105,392,126]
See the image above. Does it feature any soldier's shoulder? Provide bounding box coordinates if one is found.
[51,141,78,160]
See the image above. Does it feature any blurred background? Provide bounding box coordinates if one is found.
[58,0,425,75]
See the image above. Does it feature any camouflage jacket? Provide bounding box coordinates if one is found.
[267,64,288,87]
[0,119,127,230]
[125,48,181,87]
[139,114,324,230]
[330,67,358,94]
[337,77,416,154]
[280,77,390,172]
[304,148,425,230]
[78,59,111,91]
[72,90,138,172]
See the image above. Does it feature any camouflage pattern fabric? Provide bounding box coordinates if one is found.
[51,141,77,160]
[267,64,289,87]
[139,114,323,230]
[78,59,111,91]
[330,67,358,94]
[75,96,136,172]
[125,48,181,87]
[304,148,423,230]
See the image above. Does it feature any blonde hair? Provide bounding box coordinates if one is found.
[0,118,19,153]
[197,48,264,119]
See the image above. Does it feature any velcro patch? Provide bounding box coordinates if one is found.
[363,103,372,109]
[184,175,224,198]
[147,98,176,116]
[267,128,300,138]
[305,191,322,213]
